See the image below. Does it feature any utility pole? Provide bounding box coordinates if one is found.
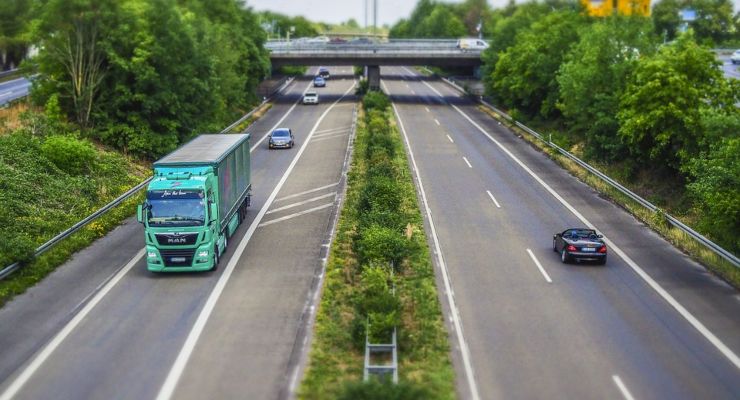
[373,0,378,36]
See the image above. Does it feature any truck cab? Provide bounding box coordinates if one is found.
[138,134,251,272]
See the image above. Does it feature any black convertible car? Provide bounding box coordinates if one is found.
[553,228,607,265]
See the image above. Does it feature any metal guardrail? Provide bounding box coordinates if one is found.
[0,75,297,280]
[0,69,19,79]
[473,97,739,268]
[0,178,152,280]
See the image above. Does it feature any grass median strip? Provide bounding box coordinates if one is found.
[300,92,456,399]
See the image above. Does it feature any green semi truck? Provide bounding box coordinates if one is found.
[137,134,251,272]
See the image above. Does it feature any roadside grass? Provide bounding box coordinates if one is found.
[477,105,740,288]
[300,93,455,399]
[0,113,149,306]
[232,102,272,133]
[0,102,30,133]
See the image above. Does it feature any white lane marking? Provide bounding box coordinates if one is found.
[266,192,336,214]
[526,249,552,283]
[486,190,501,208]
[259,203,334,227]
[311,133,348,142]
[463,156,472,168]
[275,182,339,203]
[388,93,481,400]
[442,89,740,371]
[405,83,410,88]
[0,91,11,96]
[425,107,430,112]
[612,375,636,400]
[0,249,146,400]
[434,118,440,126]
[447,134,454,143]
[314,126,350,135]
[156,81,357,400]
[410,89,416,95]
[0,71,327,400]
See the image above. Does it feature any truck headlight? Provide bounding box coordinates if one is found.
[147,252,158,259]
[198,250,209,257]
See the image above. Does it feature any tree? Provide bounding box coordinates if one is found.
[0,0,32,70]
[557,16,655,162]
[617,31,738,172]
[491,10,586,119]
[418,6,467,38]
[686,135,740,253]
[652,0,737,45]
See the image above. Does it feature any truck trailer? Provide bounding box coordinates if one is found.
[137,134,251,272]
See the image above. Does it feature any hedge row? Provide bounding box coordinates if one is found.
[300,92,456,399]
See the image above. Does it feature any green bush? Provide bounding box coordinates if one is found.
[352,265,401,346]
[356,225,410,266]
[363,91,390,112]
[337,380,431,400]
[358,175,403,215]
[41,135,97,175]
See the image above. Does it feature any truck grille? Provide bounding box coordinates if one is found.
[155,232,199,246]
[160,248,196,267]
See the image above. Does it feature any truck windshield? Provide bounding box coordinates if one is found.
[146,190,205,227]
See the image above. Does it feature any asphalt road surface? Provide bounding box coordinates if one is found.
[0,67,357,400]
[0,78,31,106]
[381,66,740,400]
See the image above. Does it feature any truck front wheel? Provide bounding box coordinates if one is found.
[212,245,220,271]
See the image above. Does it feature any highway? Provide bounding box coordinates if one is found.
[381,66,740,399]
[0,78,31,106]
[0,67,357,400]
[0,64,739,400]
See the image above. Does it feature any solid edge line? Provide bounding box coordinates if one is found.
[612,375,636,400]
[155,81,357,400]
[445,94,740,371]
[486,190,501,209]
[526,248,552,284]
[259,203,334,227]
[385,80,481,400]
[0,249,146,400]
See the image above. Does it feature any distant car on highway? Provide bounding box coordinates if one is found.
[318,67,330,79]
[553,228,607,264]
[349,37,372,45]
[302,91,319,105]
[329,37,347,44]
[731,50,740,65]
[268,128,294,149]
[457,38,489,51]
[308,36,330,44]
[313,76,326,87]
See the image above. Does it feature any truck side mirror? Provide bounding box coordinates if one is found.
[137,204,144,224]
[210,203,218,224]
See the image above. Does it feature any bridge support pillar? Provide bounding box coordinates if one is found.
[365,65,380,91]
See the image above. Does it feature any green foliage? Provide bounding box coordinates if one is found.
[390,0,470,38]
[617,32,737,171]
[363,92,391,113]
[0,0,32,70]
[41,135,97,175]
[300,94,454,399]
[686,136,740,253]
[0,112,144,274]
[651,0,738,45]
[259,11,319,39]
[491,10,586,119]
[557,16,654,162]
[30,0,269,159]
[337,380,431,400]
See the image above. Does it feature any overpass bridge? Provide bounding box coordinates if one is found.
[266,39,484,89]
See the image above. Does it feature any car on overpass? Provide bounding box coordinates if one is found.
[313,76,326,87]
[268,128,294,149]
[553,228,607,264]
[457,38,489,51]
[302,91,319,105]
